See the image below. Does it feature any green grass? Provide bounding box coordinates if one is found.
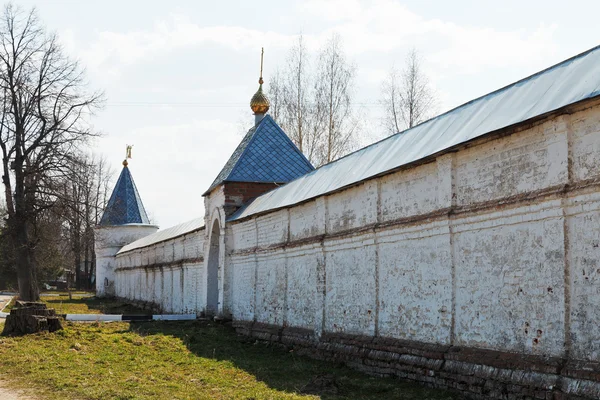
[0,297,458,400]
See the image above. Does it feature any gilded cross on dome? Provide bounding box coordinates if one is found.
[250,48,270,116]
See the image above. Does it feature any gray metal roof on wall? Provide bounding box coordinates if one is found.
[230,45,600,221]
[117,217,204,254]
[204,115,314,195]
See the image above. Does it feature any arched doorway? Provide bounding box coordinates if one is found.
[206,219,220,316]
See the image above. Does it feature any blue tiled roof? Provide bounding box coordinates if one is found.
[99,166,151,226]
[205,115,314,194]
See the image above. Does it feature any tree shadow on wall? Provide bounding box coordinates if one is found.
[127,320,458,400]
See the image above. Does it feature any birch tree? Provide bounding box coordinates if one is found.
[0,4,102,300]
[381,48,436,135]
[314,34,359,164]
[269,36,321,164]
[267,68,284,124]
[268,34,359,167]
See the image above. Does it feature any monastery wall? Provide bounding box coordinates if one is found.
[227,104,600,398]
[113,228,205,313]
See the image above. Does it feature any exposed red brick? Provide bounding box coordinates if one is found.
[221,182,281,216]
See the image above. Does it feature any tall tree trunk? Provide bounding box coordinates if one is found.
[83,237,90,290]
[14,219,39,301]
[74,229,81,290]
[90,243,96,290]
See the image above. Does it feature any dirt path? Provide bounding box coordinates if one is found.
[0,379,36,400]
[0,385,32,400]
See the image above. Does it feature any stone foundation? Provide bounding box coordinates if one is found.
[233,321,600,399]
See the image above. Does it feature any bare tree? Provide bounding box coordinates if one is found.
[268,34,359,167]
[62,154,111,290]
[282,36,310,154]
[0,5,102,301]
[314,34,359,165]
[268,36,318,163]
[380,48,436,135]
[267,68,284,124]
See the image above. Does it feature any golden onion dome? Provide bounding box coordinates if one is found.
[250,77,270,114]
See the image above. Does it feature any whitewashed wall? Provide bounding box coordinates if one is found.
[114,228,205,314]
[227,103,600,362]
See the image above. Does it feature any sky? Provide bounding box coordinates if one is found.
[16,0,600,229]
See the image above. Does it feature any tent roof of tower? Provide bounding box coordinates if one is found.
[204,115,314,195]
[99,165,151,226]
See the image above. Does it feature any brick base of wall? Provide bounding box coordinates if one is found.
[233,321,600,399]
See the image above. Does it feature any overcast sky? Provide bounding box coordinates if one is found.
[18,0,600,229]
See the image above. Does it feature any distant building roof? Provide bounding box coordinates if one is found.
[230,45,600,221]
[99,165,151,226]
[204,115,314,195]
[117,217,204,254]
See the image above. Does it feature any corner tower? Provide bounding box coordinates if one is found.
[94,153,158,297]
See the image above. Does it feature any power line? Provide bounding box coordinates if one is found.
[106,101,385,108]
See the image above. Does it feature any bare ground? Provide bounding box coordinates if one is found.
[0,379,36,400]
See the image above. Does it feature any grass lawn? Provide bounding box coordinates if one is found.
[0,296,458,400]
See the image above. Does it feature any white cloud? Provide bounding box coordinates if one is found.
[299,0,557,72]
[68,1,557,84]
[78,14,295,78]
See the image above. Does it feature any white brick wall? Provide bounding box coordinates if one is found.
[453,201,565,356]
[255,250,286,325]
[223,103,600,363]
[285,244,323,330]
[231,220,257,250]
[326,181,378,233]
[323,235,377,335]
[455,118,568,206]
[113,228,205,314]
[377,221,453,344]
[379,161,439,221]
[289,200,325,240]
[231,253,256,321]
[256,210,288,248]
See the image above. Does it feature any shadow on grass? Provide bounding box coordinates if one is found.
[43,295,148,315]
[128,320,458,400]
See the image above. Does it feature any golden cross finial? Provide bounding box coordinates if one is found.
[259,47,264,85]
